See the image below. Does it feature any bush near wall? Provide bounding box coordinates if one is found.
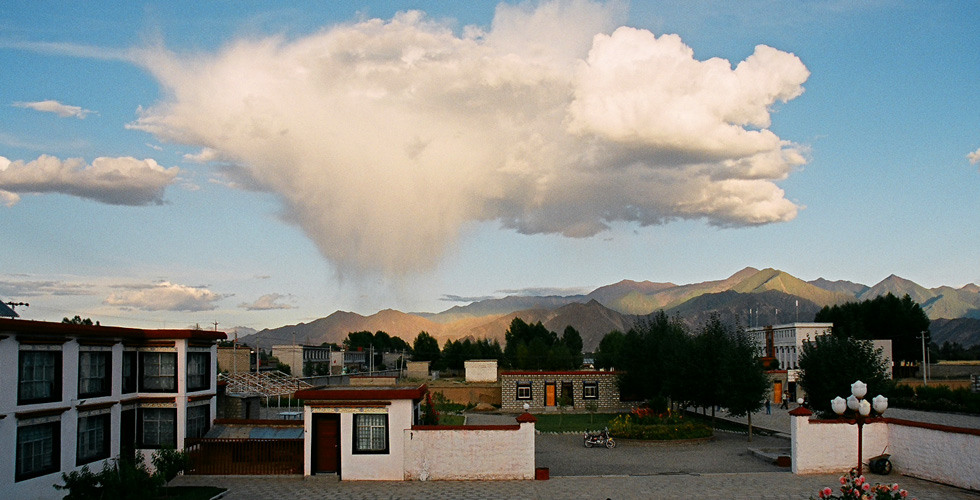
[609,408,712,440]
[888,384,980,414]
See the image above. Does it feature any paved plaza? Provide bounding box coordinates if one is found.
[182,322,978,500]
[173,407,980,500]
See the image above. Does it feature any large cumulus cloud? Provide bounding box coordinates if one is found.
[130,1,809,276]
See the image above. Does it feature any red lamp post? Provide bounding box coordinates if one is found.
[831,380,888,476]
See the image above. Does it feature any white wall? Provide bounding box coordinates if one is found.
[464,360,498,383]
[792,413,980,491]
[403,421,535,480]
[340,400,413,480]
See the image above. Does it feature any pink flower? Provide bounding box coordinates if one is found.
[841,476,848,484]
[820,487,832,497]
[862,482,871,491]
[900,490,908,498]
[892,484,900,491]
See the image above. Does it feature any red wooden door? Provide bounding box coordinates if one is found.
[314,414,340,474]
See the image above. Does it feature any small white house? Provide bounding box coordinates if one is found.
[295,384,537,481]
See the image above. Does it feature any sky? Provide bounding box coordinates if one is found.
[1,1,978,332]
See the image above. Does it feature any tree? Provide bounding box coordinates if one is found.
[63,315,99,326]
[561,326,584,367]
[797,334,891,417]
[594,330,626,370]
[815,293,930,365]
[412,331,441,365]
[721,324,770,441]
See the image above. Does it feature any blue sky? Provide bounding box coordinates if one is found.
[1,1,978,331]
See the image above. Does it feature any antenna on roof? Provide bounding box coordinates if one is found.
[3,301,28,318]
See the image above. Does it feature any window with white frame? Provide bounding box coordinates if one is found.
[16,420,60,481]
[583,381,599,399]
[18,350,62,405]
[77,413,110,465]
[186,404,210,439]
[138,407,176,448]
[186,352,210,392]
[353,413,388,454]
[516,382,532,400]
[139,352,176,392]
[78,351,111,398]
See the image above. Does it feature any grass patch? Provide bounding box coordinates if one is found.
[532,413,621,433]
[683,410,774,436]
[438,414,466,425]
[158,486,226,500]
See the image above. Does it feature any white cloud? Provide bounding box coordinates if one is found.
[13,99,94,119]
[239,293,294,310]
[0,154,179,206]
[129,0,809,276]
[104,282,225,311]
[183,148,221,163]
[968,147,980,166]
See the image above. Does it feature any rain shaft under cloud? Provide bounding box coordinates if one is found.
[130,1,810,277]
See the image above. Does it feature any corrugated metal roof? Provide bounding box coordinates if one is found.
[204,424,303,440]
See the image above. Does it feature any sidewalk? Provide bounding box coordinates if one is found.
[172,472,980,500]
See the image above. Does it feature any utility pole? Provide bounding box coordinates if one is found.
[212,321,219,331]
[918,331,928,386]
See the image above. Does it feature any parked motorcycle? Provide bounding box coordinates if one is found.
[583,427,616,449]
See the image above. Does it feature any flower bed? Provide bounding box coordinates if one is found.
[609,408,712,441]
[814,470,914,500]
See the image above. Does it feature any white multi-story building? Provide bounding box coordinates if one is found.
[747,322,834,371]
[0,318,224,500]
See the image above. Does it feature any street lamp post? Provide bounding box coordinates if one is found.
[831,380,888,477]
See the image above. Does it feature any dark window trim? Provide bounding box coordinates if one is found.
[76,413,111,466]
[15,420,61,482]
[122,351,138,394]
[185,404,211,439]
[351,413,389,455]
[78,351,112,399]
[136,407,177,449]
[516,382,532,400]
[583,381,599,400]
[18,350,63,405]
[138,352,177,393]
[186,352,211,392]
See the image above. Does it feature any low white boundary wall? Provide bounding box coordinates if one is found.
[403,419,535,480]
[791,408,980,491]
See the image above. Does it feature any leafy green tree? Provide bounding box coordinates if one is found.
[721,324,770,441]
[561,326,584,367]
[815,293,930,365]
[797,334,891,417]
[412,331,441,365]
[594,330,626,369]
[63,315,99,326]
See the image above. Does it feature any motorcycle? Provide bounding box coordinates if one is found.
[583,427,616,449]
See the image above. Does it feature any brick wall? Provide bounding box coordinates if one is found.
[499,371,621,412]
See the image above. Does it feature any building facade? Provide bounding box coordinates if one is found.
[0,318,224,500]
[499,371,621,412]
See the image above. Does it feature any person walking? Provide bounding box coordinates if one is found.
[765,398,771,415]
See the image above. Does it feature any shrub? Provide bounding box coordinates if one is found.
[608,409,712,440]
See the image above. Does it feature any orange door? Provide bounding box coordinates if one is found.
[773,381,783,404]
[545,383,556,406]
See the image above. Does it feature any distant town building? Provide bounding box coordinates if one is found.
[500,370,622,412]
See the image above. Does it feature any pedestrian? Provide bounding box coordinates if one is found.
[765,398,771,415]
[780,393,789,409]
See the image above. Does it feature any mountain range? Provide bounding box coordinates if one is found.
[237,267,980,352]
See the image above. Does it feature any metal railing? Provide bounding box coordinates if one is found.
[184,438,303,475]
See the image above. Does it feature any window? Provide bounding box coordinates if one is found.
[516,382,532,400]
[16,421,60,481]
[186,405,210,439]
[78,351,111,398]
[139,352,176,392]
[122,352,137,394]
[77,414,110,465]
[186,352,210,392]
[352,413,388,454]
[583,381,599,400]
[18,351,63,405]
[138,408,176,448]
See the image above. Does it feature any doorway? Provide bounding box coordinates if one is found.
[545,383,556,406]
[313,413,340,475]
